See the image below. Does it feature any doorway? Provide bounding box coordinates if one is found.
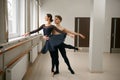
[74,17,90,48]
[110,18,120,53]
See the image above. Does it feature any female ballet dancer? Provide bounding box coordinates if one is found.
[44,15,85,76]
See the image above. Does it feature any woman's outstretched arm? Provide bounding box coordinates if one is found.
[23,24,44,36]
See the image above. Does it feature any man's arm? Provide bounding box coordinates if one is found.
[67,33,75,38]
[63,27,85,39]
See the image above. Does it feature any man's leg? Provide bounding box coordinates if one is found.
[63,43,78,50]
[58,43,75,74]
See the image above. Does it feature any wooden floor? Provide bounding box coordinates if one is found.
[23,51,120,80]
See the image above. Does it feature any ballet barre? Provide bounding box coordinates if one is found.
[0,35,42,69]
[0,35,40,54]
[6,48,31,68]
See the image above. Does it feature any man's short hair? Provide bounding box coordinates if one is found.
[55,15,62,22]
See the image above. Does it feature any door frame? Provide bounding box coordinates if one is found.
[74,17,90,48]
[110,18,120,53]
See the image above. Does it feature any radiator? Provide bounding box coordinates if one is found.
[30,46,38,63]
[6,54,28,80]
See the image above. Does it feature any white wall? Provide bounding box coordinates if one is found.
[105,0,120,52]
[40,0,91,45]
[40,0,120,52]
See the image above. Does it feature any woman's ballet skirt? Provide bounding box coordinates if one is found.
[41,33,66,53]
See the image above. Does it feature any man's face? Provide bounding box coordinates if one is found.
[54,17,61,24]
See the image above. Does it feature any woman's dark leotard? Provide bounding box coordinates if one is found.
[30,24,54,36]
[30,24,66,53]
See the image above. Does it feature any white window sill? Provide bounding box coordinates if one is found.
[9,33,42,42]
[9,36,26,42]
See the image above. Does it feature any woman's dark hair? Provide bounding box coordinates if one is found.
[55,15,62,22]
[46,13,53,22]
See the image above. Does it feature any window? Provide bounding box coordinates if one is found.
[19,0,25,35]
[8,0,25,39]
[30,0,38,31]
[8,0,18,38]
[7,0,39,39]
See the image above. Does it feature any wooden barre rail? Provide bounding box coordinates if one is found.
[0,39,31,55]
[0,35,41,55]
[3,39,31,54]
[6,48,32,68]
[0,35,42,72]
[0,48,32,74]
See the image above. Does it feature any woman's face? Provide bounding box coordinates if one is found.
[45,16,50,21]
[54,17,60,24]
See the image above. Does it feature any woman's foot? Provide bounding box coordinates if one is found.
[68,68,75,74]
[51,71,54,77]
